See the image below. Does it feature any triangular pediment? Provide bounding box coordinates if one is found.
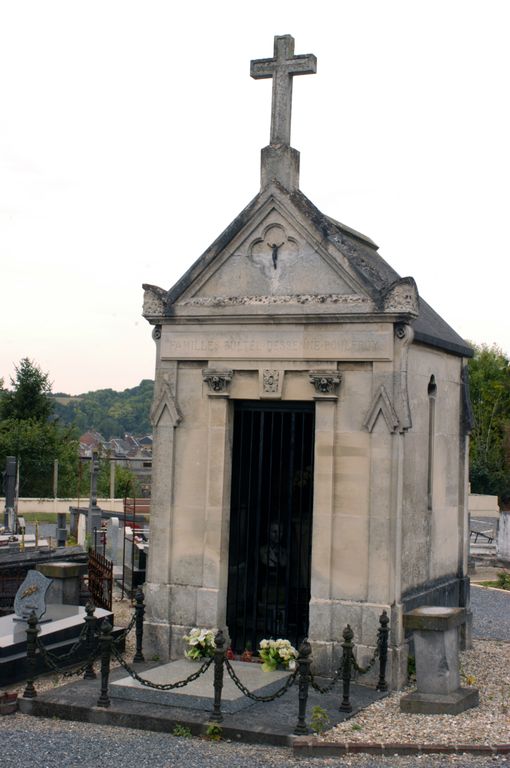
[143,183,428,326]
[172,189,374,314]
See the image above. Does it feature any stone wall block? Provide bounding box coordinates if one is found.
[169,624,191,660]
[308,598,333,640]
[143,622,171,663]
[309,640,334,676]
[169,585,197,626]
[144,582,171,624]
[331,601,362,641]
[196,587,222,628]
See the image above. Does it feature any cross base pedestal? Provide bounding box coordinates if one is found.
[400,686,479,715]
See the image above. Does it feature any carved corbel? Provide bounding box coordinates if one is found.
[309,370,342,397]
[381,277,419,318]
[142,284,167,319]
[202,368,233,396]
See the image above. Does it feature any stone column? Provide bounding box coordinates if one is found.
[497,511,510,562]
[308,398,336,670]
[144,365,181,660]
[200,391,232,629]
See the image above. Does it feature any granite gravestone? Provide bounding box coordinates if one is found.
[13,570,52,622]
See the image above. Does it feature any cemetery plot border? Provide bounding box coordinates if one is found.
[20,590,143,699]
[78,603,390,735]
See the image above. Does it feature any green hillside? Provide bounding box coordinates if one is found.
[51,379,154,438]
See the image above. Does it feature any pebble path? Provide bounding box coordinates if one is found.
[1,583,508,767]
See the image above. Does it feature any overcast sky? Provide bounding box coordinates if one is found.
[1,1,509,395]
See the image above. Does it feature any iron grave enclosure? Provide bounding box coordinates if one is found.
[142,35,472,688]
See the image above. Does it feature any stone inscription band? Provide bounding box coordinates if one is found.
[161,326,393,361]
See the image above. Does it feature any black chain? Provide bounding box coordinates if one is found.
[309,658,345,694]
[111,645,213,690]
[34,623,88,670]
[352,644,379,675]
[224,659,297,702]
[112,612,137,647]
[63,644,102,677]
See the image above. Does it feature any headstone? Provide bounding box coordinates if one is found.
[13,570,53,622]
[56,512,67,548]
[69,507,79,538]
[2,456,17,531]
[77,512,87,547]
[497,511,510,562]
[400,607,479,715]
[106,517,121,563]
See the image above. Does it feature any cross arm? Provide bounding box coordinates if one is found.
[250,54,317,80]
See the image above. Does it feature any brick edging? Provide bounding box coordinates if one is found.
[292,739,510,756]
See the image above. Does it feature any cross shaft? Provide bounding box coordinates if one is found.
[251,35,317,146]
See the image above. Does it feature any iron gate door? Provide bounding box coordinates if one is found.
[226,401,315,653]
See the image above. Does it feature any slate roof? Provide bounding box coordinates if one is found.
[160,183,472,359]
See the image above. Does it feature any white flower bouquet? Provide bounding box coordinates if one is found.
[183,627,216,660]
[258,638,298,671]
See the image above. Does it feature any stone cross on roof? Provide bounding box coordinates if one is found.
[251,35,317,146]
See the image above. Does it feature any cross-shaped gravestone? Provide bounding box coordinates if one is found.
[251,35,317,146]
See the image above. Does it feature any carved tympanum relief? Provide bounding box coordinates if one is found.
[248,223,299,279]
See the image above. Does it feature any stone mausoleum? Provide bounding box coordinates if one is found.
[142,35,473,688]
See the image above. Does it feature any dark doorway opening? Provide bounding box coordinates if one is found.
[226,401,315,653]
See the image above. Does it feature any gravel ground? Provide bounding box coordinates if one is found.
[471,585,510,641]
[0,717,509,768]
[324,639,509,747]
[1,585,509,767]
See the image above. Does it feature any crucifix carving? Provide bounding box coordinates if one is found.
[251,35,317,146]
[267,240,284,269]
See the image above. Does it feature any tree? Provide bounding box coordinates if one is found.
[0,418,80,497]
[468,343,510,507]
[0,358,53,421]
[97,458,138,498]
[0,359,80,498]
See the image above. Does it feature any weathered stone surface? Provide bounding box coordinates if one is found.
[141,35,471,691]
[400,687,479,715]
[111,659,290,713]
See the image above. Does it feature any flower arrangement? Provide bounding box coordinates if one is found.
[182,627,216,660]
[258,638,298,671]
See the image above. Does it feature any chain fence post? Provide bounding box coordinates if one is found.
[293,638,312,735]
[83,600,97,680]
[376,609,389,691]
[209,629,226,723]
[133,587,145,662]
[339,624,354,712]
[23,611,39,699]
[97,619,113,708]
